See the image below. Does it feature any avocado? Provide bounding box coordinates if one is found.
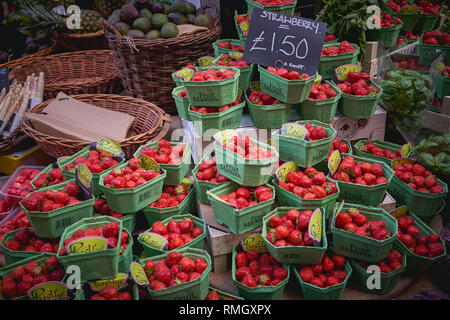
[120,4,139,22]
[127,29,145,39]
[150,2,164,13]
[107,13,120,25]
[194,14,214,29]
[160,22,179,38]
[132,17,152,33]
[168,12,188,25]
[184,2,196,15]
[115,22,131,35]
[140,8,152,19]
[151,13,169,29]
[146,30,161,40]
[168,2,186,15]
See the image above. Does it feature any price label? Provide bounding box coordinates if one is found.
[281,122,308,140]
[130,262,150,286]
[401,144,411,158]
[229,51,244,59]
[335,64,362,81]
[335,200,345,215]
[389,205,408,218]
[242,8,327,75]
[198,56,215,67]
[213,129,238,145]
[314,74,322,85]
[27,281,68,300]
[391,157,414,169]
[241,233,267,252]
[308,208,323,245]
[94,139,124,159]
[175,68,195,81]
[240,21,249,34]
[328,150,341,175]
[75,164,93,200]
[139,154,160,172]
[65,236,107,255]
[139,232,168,250]
[400,6,419,13]
[88,273,129,292]
[275,161,298,182]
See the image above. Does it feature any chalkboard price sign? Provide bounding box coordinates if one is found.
[242,8,327,76]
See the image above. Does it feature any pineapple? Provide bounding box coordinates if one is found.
[95,0,127,18]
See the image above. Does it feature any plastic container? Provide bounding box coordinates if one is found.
[138,214,206,257]
[313,138,353,173]
[330,202,398,262]
[0,165,45,208]
[294,81,342,123]
[435,74,450,99]
[117,228,134,274]
[188,100,246,137]
[394,11,422,32]
[213,54,255,92]
[181,66,241,107]
[207,182,275,235]
[140,247,212,300]
[234,14,248,50]
[133,141,191,186]
[366,22,403,48]
[232,244,290,300]
[353,139,410,166]
[172,86,191,121]
[20,180,96,239]
[394,212,447,276]
[142,186,195,227]
[245,90,292,129]
[319,43,360,79]
[206,286,244,300]
[328,154,394,207]
[349,253,406,295]
[30,163,66,190]
[414,13,439,33]
[337,81,383,119]
[418,37,450,66]
[98,161,167,214]
[246,0,297,16]
[262,207,328,264]
[214,134,279,186]
[272,120,337,168]
[212,39,244,58]
[56,216,123,282]
[79,274,138,300]
[269,176,340,220]
[258,65,316,104]
[172,70,184,87]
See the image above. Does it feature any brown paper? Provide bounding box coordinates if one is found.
[177,24,209,37]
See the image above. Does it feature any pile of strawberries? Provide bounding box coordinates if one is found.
[218,186,273,210]
[236,14,249,36]
[3,227,59,253]
[235,250,288,287]
[253,0,294,5]
[103,159,161,189]
[332,156,389,186]
[308,82,338,100]
[324,33,336,42]
[422,31,450,46]
[4,168,41,203]
[191,68,236,81]
[321,41,355,56]
[205,290,233,300]
[397,214,444,257]
[247,88,283,105]
[335,207,391,240]
[336,71,380,96]
[190,98,241,114]
[194,156,230,184]
[266,209,317,247]
[278,167,338,200]
[386,0,413,13]
[217,41,244,52]
[0,210,30,243]
[1,256,65,299]
[393,162,444,193]
[140,139,186,165]
[0,199,11,214]
[396,37,406,45]
[297,253,348,288]
[393,58,429,71]
[326,137,349,159]
[94,197,124,219]
[266,67,310,81]
[416,0,441,14]
[222,135,275,160]
[32,167,65,189]
[20,182,81,212]
[149,182,191,209]
[144,251,209,290]
[442,65,450,77]
[148,217,203,250]
[357,140,401,160]
[404,31,419,40]
[89,286,132,300]
[215,54,250,68]
[356,249,403,273]
[63,150,120,174]
[378,13,402,28]
[303,123,327,141]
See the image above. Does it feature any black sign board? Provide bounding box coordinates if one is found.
[242,8,327,76]
[0,67,9,92]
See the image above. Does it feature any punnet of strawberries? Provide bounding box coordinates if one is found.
[321,41,355,56]
[0,255,66,299]
[393,162,445,193]
[308,82,338,100]
[378,12,402,28]
[89,285,132,300]
[266,67,310,81]
[143,251,209,290]
[194,156,230,184]
[32,167,65,189]
[190,68,237,81]
[149,181,192,209]
[404,31,419,40]
[204,290,234,300]
[218,185,274,210]
[331,156,389,186]
[334,207,391,241]
[2,227,59,254]
[355,249,404,273]
[215,53,250,68]
[236,13,249,36]
[235,250,288,287]
[93,197,124,219]
[336,71,380,96]
[277,166,338,200]
[253,0,294,6]
[0,210,31,243]
[357,140,401,160]
[416,0,441,14]
[266,208,319,247]
[217,41,244,52]
[140,139,187,165]
[63,149,120,174]
[422,30,450,46]
[190,98,241,114]
[221,135,275,160]
[4,168,41,202]
[297,253,349,288]
[396,214,445,258]
[386,0,415,13]
[247,87,283,105]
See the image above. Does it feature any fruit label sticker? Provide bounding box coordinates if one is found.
[130,262,150,286]
[176,68,195,81]
[401,144,411,158]
[213,129,238,145]
[139,232,168,251]
[27,281,68,300]
[335,64,362,81]
[75,163,93,200]
[400,6,419,13]
[139,154,160,173]
[275,161,299,183]
[93,139,125,159]
[308,208,323,246]
[391,157,414,169]
[241,233,267,252]
[314,74,322,85]
[89,273,129,292]
[198,56,215,67]
[328,150,341,175]
[389,205,408,218]
[65,236,108,255]
[229,51,244,59]
[335,200,345,215]
[281,122,308,140]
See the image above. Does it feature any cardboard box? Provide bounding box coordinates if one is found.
[0,144,52,175]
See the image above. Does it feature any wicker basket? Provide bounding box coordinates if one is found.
[21,94,171,159]
[57,30,109,51]
[10,50,121,100]
[102,9,222,114]
[0,129,30,155]
[0,42,57,71]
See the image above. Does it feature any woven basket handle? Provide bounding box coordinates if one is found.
[101,18,123,47]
